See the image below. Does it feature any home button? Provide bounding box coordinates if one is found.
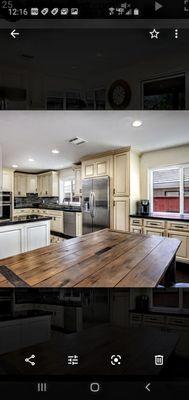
[90,382,100,393]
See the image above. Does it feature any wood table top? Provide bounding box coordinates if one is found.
[0,229,180,288]
[0,324,179,376]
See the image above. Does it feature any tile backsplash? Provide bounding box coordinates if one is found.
[14,194,59,208]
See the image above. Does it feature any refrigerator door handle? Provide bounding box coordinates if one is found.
[89,191,93,216]
[92,191,96,215]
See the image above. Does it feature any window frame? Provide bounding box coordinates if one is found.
[149,163,189,215]
[62,177,75,202]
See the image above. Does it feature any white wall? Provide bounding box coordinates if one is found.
[140,144,189,199]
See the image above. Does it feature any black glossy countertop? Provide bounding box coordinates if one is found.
[0,215,52,227]
[130,213,189,222]
[14,205,82,212]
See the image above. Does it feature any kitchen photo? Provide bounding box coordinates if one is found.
[0,110,189,288]
[0,287,189,379]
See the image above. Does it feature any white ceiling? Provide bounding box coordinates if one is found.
[0,111,189,172]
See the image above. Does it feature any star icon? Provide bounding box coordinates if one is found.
[149,29,160,39]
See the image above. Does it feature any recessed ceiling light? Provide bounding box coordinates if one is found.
[28,158,34,162]
[52,149,60,154]
[12,164,18,168]
[132,120,143,128]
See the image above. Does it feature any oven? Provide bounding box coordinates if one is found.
[0,191,12,220]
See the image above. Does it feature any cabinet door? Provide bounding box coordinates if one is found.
[3,170,13,191]
[167,232,188,259]
[96,158,110,176]
[76,212,82,236]
[74,169,81,196]
[15,174,27,196]
[27,175,37,193]
[113,152,130,196]
[53,216,63,233]
[37,176,43,196]
[113,198,129,232]
[84,162,95,178]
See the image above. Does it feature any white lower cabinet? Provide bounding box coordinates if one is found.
[0,220,50,260]
[130,217,189,263]
[0,225,24,259]
[76,212,82,236]
[167,232,189,260]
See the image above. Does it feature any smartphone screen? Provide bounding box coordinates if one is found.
[0,1,189,398]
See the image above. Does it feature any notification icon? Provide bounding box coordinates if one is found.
[41,8,49,16]
[51,8,59,16]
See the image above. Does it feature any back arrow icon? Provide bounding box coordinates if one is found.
[145,383,151,392]
[11,29,20,39]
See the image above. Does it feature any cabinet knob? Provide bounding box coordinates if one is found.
[113,188,115,195]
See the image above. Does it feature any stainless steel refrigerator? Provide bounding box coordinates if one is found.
[82,176,110,234]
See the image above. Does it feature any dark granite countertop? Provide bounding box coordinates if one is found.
[14,205,82,212]
[130,309,189,317]
[0,310,52,323]
[130,213,189,222]
[0,215,52,227]
[15,300,82,307]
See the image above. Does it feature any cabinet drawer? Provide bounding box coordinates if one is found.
[167,316,189,329]
[143,314,165,326]
[144,219,165,229]
[130,218,142,226]
[130,226,143,234]
[143,227,165,236]
[167,221,189,232]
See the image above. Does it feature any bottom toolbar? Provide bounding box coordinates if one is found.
[0,381,189,397]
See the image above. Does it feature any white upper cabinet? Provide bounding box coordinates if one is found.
[26,175,38,193]
[3,169,14,192]
[74,168,82,196]
[113,152,130,197]
[37,171,59,197]
[14,173,27,197]
[82,156,112,179]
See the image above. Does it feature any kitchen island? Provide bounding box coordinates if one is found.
[0,216,51,262]
[0,229,180,288]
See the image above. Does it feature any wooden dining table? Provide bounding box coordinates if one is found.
[0,229,180,288]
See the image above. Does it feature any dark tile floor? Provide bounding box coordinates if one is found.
[176,262,189,283]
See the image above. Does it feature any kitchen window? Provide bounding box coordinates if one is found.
[150,289,189,313]
[63,178,75,201]
[150,165,189,214]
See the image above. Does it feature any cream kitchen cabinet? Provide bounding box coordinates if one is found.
[51,211,64,233]
[76,212,82,236]
[14,173,27,196]
[143,227,165,236]
[37,172,59,197]
[113,152,130,197]
[82,156,112,178]
[167,232,188,259]
[3,169,14,192]
[26,175,37,193]
[74,168,82,196]
[130,216,189,263]
[113,197,130,232]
